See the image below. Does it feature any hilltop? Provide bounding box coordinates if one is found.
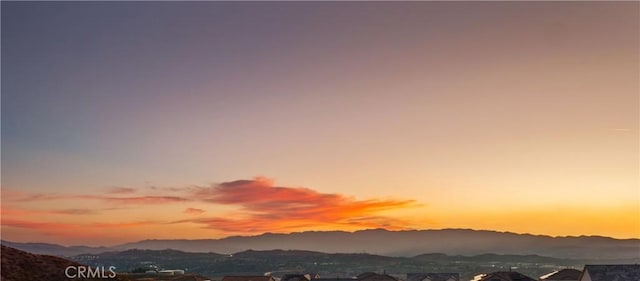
[0,245,210,281]
[1,245,84,281]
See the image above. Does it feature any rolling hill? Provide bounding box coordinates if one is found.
[4,229,640,259]
[113,229,640,259]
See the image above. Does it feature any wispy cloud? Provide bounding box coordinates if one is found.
[148,186,195,192]
[184,207,206,215]
[106,187,137,194]
[1,206,100,216]
[49,208,101,215]
[12,193,71,202]
[2,218,155,230]
[2,219,82,230]
[1,207,161,241]
[79,195,190,205]
[5,189,190,205]
[610,128,632,132]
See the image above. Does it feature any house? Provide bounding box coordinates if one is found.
[315,278,357,281]
[407,273,460,281]
[157,269,185,276]
[281,274,311,281]
[357,272,399,281]
[539,269,582,281]
[223,276,278,281]
[476,271,536,281]
[579,265,640,281]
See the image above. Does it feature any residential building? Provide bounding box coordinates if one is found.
[539,269,582,281]
[476,271,536,281]
[282,274,311,281]
[579,265,640,281]
[357,272,399,281]
[223,276,278,281]
[407,273,460,281]
[315,278,357,281]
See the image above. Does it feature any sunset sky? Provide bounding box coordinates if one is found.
[1,2,638,246]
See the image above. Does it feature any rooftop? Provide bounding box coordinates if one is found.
[582,265,640,281]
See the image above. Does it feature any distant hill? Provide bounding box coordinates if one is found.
[4,229,640,259]
[1,240,109,256]
[113,229,640,259]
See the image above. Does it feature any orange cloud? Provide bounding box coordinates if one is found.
[184,208,206,215]
[182,177,417,233]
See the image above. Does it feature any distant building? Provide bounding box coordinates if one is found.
[223,276,278,281]
[357,272,399,281]
[407,273,460,281]
[476,271,536,281]
[282,274,311,281]
[315,278,356,281]
[539,269,582,281]
[471,274,487,281]
[158,269,185,276]
[579,265,640,281]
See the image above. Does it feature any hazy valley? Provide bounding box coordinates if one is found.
[3,229,639,281]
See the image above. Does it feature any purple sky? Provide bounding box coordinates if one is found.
[2,2,638,245]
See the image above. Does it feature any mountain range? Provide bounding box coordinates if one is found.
[3,229,639,259]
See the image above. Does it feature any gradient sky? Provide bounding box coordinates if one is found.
[1,2,638,246]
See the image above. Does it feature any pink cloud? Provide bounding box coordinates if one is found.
[184,208,206,215]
